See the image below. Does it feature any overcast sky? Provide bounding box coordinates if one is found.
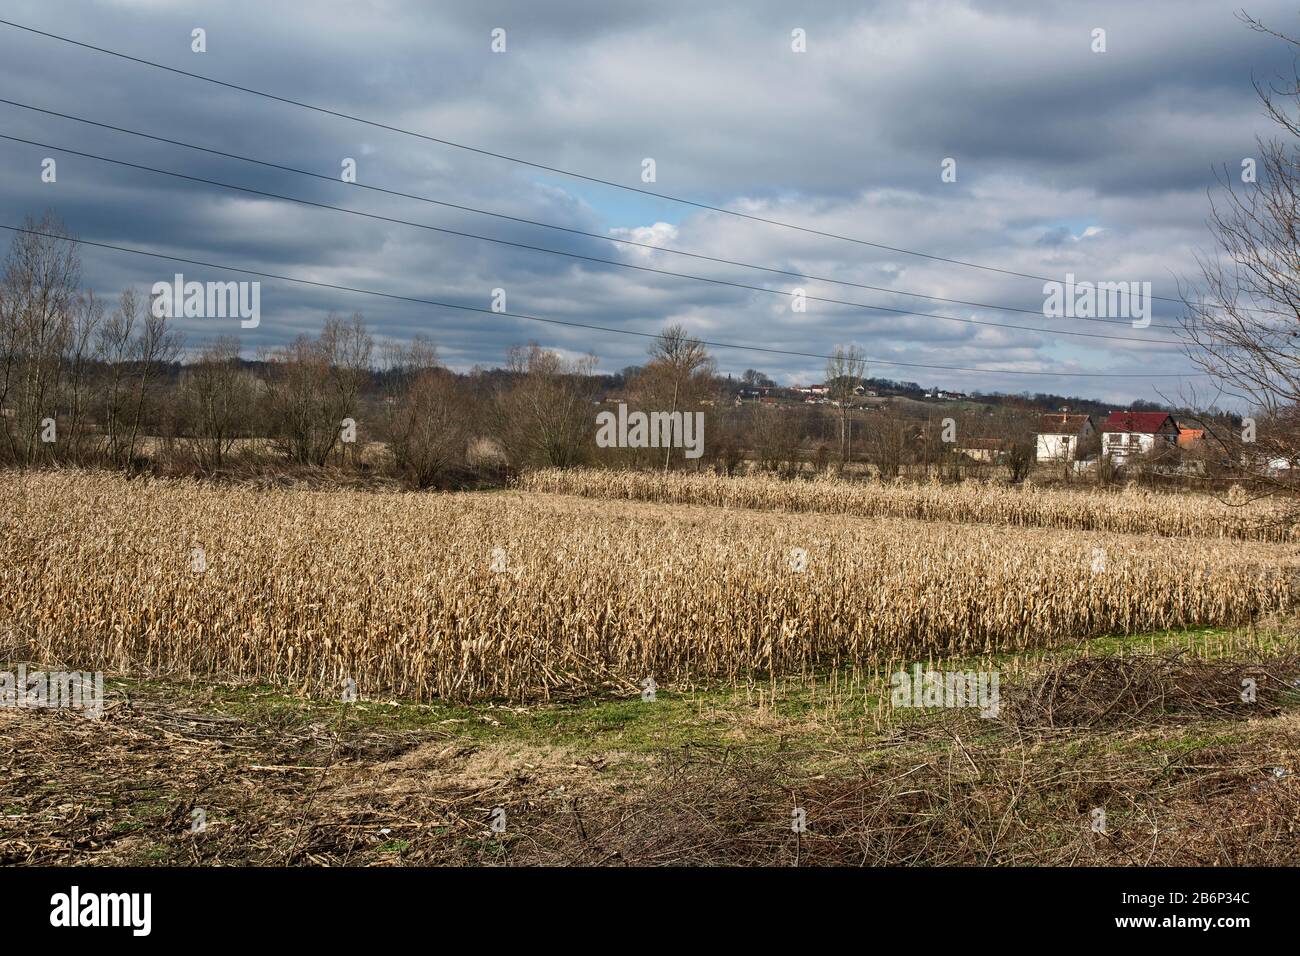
[0,0,1294,404]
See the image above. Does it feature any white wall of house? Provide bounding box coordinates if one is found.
[1103,431,1175,459]
[1036,433,1077,461]
[1036,419,1094,462]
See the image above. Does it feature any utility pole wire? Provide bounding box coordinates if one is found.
[0,223,1203,380]
[0,18,1243,314]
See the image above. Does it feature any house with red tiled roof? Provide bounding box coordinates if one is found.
[1035,413,1093,462]
[1101,411,1178,462]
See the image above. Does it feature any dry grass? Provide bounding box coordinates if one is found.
[4,654,1298,866]
[521,468,1299,541]
[1,471,1295,702]
[1001,654,1300,728]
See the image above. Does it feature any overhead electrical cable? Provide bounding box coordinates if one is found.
[0,223,1203,379]
[0,133,1183,348]
[0,96,1182,332]
[0,18,1238,314]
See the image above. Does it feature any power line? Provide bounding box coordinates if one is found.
[0,133,1184,348]
[0,222,1204,379]
[0,96,1181,332]
[0,17,1225,312]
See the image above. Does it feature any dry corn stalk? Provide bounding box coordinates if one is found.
[0,471,1293,702]
[521,469,1298,542]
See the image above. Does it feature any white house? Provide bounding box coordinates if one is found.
[956,437,1011,463]
[1101,411,1179,462]
[1035,413,1094,462]
[792,384,830,397]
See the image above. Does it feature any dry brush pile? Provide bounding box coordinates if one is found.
[0,471,1295,702]
[9,654,1298,866]
[522,468,1298,542]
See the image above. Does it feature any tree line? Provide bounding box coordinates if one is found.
[5,210,1290,492]
[0,212,1036,486]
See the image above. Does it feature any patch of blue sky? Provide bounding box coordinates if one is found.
[531,175,684,231]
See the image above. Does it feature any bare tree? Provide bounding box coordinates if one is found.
[638,324,716,471]
[96,288,142,465]
[62,290,103,462]
[825,344,867,465]
[0,212,80,465]
[319,313,373,466]
[178,336,256,471]
[1182,14,1300,491]
[380,337,468,488]
[1005,438,1037,483]
[744,403,802,475]
[707,406,746,475]
[262,314,372,466]
[124,299,183,467]
[492,344,598,471]
[262,334,333,465]
[861,402,912,479]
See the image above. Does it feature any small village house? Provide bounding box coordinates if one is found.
[1101,411,1179,463]
[1176,424,1204,449]
[791,384,830,404]
[955,437,1011,463]
[1035,413,1093,462]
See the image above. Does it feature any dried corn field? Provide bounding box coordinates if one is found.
[521,468,1299,542]
[0,471,1295,702]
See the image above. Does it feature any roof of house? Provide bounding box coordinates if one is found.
[1036,413,1091,434]
[957,437,1011,450]
[1177,427,1205,448]
[1102,411,1174,434]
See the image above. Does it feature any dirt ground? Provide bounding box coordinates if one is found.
[3,644,1299,866]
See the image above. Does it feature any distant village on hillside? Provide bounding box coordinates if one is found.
[605,370,1285,478]
[715,373,1223,456]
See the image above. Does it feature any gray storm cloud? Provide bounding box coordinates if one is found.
[0,0,1290,403]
